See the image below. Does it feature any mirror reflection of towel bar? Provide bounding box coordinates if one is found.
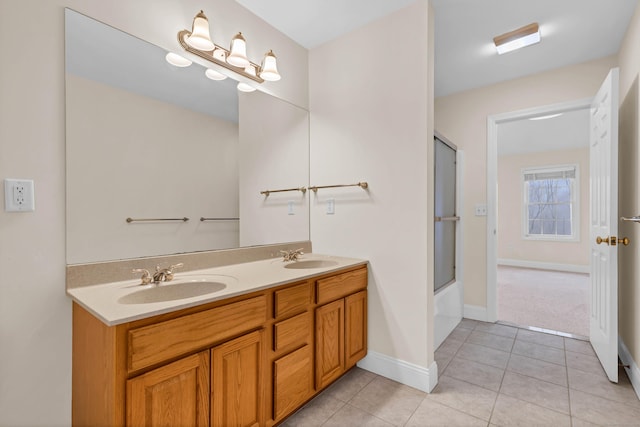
[435,216,460,222]
[200,217,239,221]
[126,217,189,223]
[260,187,307,196]
[621,216,640,223]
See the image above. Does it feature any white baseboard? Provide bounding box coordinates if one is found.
[498,258,589,274]
[618,337,640,401]
[464,304,488,321]
[357,350,438,393]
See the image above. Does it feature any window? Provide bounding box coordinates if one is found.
[523,165,578,240]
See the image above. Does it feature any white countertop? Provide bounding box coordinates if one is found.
[67,254,367,326]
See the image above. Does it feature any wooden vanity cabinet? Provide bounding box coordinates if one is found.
[315,268,368,389]
[269,282,314,425]
[211,330,264,427]
[72,264,367,427]
[126,350,210,427]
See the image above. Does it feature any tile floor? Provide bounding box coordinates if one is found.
[283,319,640,426]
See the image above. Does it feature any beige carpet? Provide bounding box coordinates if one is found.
[497,265,589,337]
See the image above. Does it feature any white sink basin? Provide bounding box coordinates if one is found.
[118,277,230,304]
[283,260,339,269]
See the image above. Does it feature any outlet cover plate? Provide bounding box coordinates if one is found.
[4,179,35,212]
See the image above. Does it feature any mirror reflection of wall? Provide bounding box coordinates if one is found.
[65,9,309,264]
[239,91,310,247]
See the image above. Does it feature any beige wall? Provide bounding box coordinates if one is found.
[309,0,435,378]
[617,3,640,378]
[66,75,239,263]
[497,148,590,268]
[0,1,308,425]
[435,55,617,309]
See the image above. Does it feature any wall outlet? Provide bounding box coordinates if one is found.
[326,198,335,215]
[4,179,35,212]
[474,204,487,216]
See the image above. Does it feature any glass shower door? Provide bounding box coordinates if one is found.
[434,135,457,292]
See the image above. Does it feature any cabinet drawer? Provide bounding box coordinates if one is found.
[273,312,311,352]
[273,344,314,421]
[316,267,367,304]
[274,282,311,319]
[128,295,267,372]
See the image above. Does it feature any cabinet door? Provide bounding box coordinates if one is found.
[211,330,264,427]
[273,344,314,421]
[315,299,344,389]
[345,291,367,369]
[126,350,210,427]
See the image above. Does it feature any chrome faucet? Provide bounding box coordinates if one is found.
[133,263,184,285]
[280,248,304,262]
[152,263,184,283]
[132,268,153,285]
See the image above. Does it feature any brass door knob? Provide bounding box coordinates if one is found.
[596,236,630,246]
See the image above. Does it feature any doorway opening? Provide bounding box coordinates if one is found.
[488,99,592,337]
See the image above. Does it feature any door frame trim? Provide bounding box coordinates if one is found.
[486,97,593,322]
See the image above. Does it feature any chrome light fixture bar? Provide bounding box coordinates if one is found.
[493,22,540,55]
[177,10,281,84]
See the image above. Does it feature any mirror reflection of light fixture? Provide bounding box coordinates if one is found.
[174,10,282,85]
[165,52,192,67]
[493,22,540,55]
[237,66,257,92]
[205,68,227,81]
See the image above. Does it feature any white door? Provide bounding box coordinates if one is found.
[590,67,619,383]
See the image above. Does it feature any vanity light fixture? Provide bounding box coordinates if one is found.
[493,22,540,55]
[176,10,282,86]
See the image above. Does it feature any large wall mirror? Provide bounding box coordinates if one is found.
[65,9,309,265]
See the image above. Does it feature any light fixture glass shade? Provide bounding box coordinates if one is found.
[237,65,256,91]
[259,50,281,81]
[493,23,540,55]
[165,52,192,67]
[226,32,250,68]
[237,82,256,92]
[205,68,227,81]
[185,11,215,51]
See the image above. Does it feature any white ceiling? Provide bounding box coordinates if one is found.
[498,108,590,156]
[236,0,638,97]
[236,0,637,154]
[234,0,417,49]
